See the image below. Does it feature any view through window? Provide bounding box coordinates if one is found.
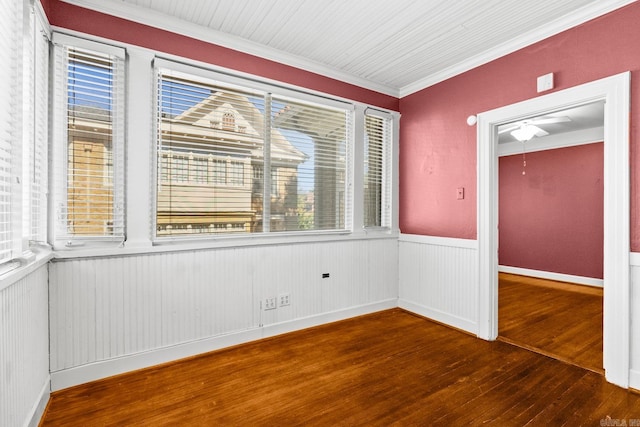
[155,66,352,237]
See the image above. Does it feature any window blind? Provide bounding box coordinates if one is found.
[154,62,353,238]
[22,6,49,244]
[52,37,125,244]
[364,112,391,228]
[271,95,351,232]
[155,68,266,237]
[0,0,23,264]
[30,15,49,243]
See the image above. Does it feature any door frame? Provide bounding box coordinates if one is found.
[476,72,630,388]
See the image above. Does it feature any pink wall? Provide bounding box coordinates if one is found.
[399,2,640,252]
[499,144,603,279]
[45,0,399,112]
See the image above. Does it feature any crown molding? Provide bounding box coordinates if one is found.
[398,0,637,97]
[58,0,399,97]
[59,0,636,100]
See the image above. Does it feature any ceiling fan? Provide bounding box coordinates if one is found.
[499,115,571,141]
[499,115,571,175]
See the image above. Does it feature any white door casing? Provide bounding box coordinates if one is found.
[476,72,630,388]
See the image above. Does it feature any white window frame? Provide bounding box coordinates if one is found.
[152,58,356,241]
[363,109,393,230]
[0,0,51,278]
[50,33,126,249]
[46,35,398,258]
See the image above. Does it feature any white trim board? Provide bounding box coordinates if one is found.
[498,265,603,288]
[50,299,397,391]
[399,233,478,250]
[631,369,640,391]
[398,299,477,335]
[497,127,603,157]
[27,379,50,427]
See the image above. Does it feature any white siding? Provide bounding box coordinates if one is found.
[49,238,398,389]
[398,235,478,334]
[0,264,50,427]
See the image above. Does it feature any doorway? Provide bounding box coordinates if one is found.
[476,72,630,388]
[495,103,605,373]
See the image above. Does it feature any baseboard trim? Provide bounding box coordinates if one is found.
[27,377,50,427]
[630,369,640,391]
[498,265,603,288]
[398,299,477,336]
[261,299,398,339]
[50,299,398,392]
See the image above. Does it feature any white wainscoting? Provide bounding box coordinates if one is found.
[49,238,398,391]
[0,263,50,427]
[630,252,640,390]
[398,234,479,334]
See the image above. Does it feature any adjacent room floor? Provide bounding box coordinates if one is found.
[498,272,603,374]
[41,308,638,426]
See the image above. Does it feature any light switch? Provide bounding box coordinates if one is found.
[456,187,464,200]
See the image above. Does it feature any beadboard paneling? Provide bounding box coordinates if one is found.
[49,238,398,388]
[0,264,50,427]
[630,255,640,389]
[398,235,478,334]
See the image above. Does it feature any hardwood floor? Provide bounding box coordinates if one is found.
[498,273,603,373]
[41,308,639,426]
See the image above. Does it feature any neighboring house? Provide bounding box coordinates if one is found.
[68,92,307,237]
[67,105,115,236]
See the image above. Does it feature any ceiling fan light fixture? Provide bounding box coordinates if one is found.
[511,124,540,142]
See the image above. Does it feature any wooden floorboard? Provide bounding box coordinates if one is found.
[41,309,639,426]
[498,272,603,374]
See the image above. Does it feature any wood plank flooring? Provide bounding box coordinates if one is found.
[41,308,639,426]
[498,273,603,373]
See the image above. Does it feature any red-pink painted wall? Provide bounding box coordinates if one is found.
[45,0,399,112]
[39,0,52,17]
[499,144,603,279]
[399,2,640,252]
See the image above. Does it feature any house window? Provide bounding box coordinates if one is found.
[51,34,125,245]
[0,0,48,268]
[210,159,226,184]
[222,111,235,131]
[364,112,392,228]
[271,168,279,197]
[228,161,244,186]
[154,61,352,238]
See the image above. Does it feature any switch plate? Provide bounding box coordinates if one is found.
[456,187,465,200]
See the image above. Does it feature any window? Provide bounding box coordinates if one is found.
[364,112,391,228]
[154,60,352,238]
[0,0,48,269]
[222,111,235,131]
[51,35,125,245]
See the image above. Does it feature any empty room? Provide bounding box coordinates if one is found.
[2,0,640,425]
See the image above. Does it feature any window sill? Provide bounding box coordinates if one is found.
[52,229,400,260]
[0,247,54,292]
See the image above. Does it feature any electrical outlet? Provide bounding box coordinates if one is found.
[263,297,277,310]
[279,293,290,307]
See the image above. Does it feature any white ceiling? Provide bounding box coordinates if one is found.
[61,0,636,97]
